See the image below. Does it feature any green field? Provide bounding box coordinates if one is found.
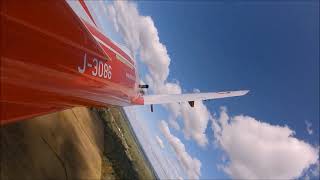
[94,107,157,180]
[0,107,157,180]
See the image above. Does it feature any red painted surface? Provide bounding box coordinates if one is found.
[83,20,135,65]
[0,0,142,125]
[78,0,97,26]
[131,96,144,105]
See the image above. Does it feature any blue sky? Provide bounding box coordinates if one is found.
[86,1,319,179]
[137,1,319,178]
[138,1,319,141]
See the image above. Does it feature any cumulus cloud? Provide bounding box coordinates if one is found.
[124,107,185,179]
[303,159,320,180]
[212,107,319,179]
[311,160,320,177]
[106,1,210,147]
[169,118,181,131]
[178,102,210,147]
[305,120,313,135]
[106,1,169,82]
[155,135,165,149]
[160,120,201,180]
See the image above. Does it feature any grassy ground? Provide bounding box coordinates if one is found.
[94,107,157,180]
[0,107,157,180]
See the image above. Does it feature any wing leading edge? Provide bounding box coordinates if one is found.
[143,90,249,105]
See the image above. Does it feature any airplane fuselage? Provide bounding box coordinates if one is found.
[1,0,142,124]
[0,0,249,125]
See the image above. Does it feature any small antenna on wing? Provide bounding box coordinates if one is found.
[138,84,149,89]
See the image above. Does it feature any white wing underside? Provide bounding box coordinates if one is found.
[143,90,249,105]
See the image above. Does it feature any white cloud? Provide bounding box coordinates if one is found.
[105,4,119,32]
[179,102,210,147]
[124,107,185,179]
[155,135,165,149]
[169,118,181,131]
[303,159,320,180]
[305,120,313,135]
[212,107,319,179]
[160,120,201,180]
[106,1,169,82]
[107,1,210,147]
[311,160,319,177]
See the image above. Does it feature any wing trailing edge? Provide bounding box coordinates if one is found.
[143,90,249,105]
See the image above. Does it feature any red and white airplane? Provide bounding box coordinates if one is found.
[0,0,249,125]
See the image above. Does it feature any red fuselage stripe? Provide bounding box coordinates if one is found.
[83,20,135,65]
[0,0,144,124]
[78,0,97,26]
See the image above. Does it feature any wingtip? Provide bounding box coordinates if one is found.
[235,90,250,96]
[242,90,250,95]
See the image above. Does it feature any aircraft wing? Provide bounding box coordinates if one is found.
[143,90,249,106]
